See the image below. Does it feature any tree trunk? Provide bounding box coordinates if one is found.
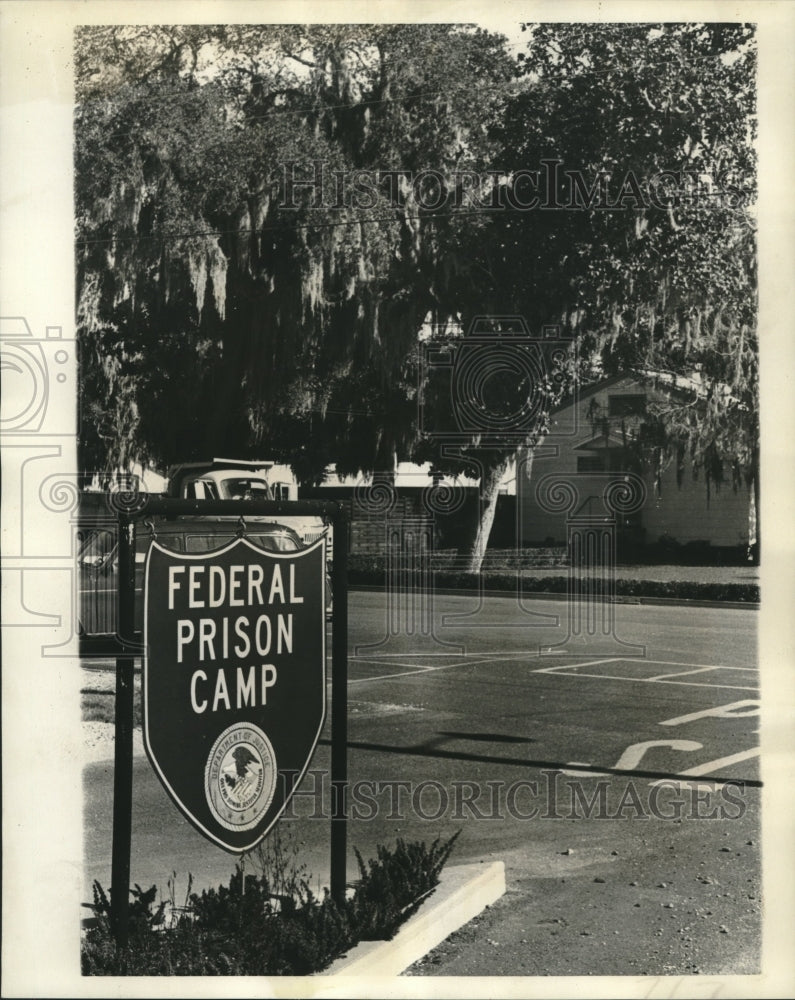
[464,456,511,574]
[749,446,760,565]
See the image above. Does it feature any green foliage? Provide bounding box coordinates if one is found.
[81,830,460,975]
[498,23,758,499]
[88,879,166,936]
[349,833,460,940]
[345,563,759,603]
[74,23,759,560]
[74,25,514,481]
[186,867,348,975]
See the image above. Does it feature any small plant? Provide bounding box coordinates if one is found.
[165,871,194,929]
[82,828,460,975]
[348,833,461,940]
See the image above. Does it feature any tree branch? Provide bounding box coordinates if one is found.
[282,50,318,70]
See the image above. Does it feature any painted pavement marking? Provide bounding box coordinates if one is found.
[674,746,761,777]
[659,700,760,727]
[346,656,510,685]
[532,657,758,691]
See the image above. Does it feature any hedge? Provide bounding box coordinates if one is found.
[347,566,759,604]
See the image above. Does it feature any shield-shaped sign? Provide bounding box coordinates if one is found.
[143,535,326,852]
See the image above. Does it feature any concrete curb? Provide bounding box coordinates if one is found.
[319,860,506,977]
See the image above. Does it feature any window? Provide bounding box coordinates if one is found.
[253,533,301,552]
[577,454,607,473]
[136,534,183,554]
[271,482,291,501]
[79,529,116,568]
[608,394,646,417]
[186,479,219,500]
[225,478,271,500]
[185,534,236,552]
[185,532,301,553]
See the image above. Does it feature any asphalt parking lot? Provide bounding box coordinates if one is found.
[83,588,760,976]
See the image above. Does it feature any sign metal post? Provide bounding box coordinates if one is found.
[330,509,348,908]
[110,514,136,948]
[104,498,348,947]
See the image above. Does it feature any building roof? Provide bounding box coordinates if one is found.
[574,433,628,451]
[551,370,700,417]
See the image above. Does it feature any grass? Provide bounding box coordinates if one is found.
[496,564,759,584]
[82,691,143,726]
[347,554,760,602]
[352,548,759,583]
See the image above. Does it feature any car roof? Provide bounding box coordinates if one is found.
[142,516,302,537]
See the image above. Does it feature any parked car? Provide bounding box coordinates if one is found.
[78,514,331,638]
[165,459,331,550]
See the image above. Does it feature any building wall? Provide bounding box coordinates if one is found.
[519,376,751,549]
[644,463,751,548]
[300,461,515,554]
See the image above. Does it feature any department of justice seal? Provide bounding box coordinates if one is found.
[205,723,277,831]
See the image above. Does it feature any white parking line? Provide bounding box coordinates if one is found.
[351,650,529,657]
[646,666,720,681]
[654,679,757,690]
[533,657,623,673]
[352,657,436,672]
[349,655,759,689]
[532,659,758,691]
[641,659,756,672]
[596,672,754,692]
[347,656,517,685]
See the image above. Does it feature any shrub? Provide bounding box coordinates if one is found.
[82,830,460,975]
[347,833,460,940]
[347,566,759,603]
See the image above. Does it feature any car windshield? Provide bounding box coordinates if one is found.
[184,533,301,553]
[186,479,219,500]
[225,478,271,500]
[79,529,116,565]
